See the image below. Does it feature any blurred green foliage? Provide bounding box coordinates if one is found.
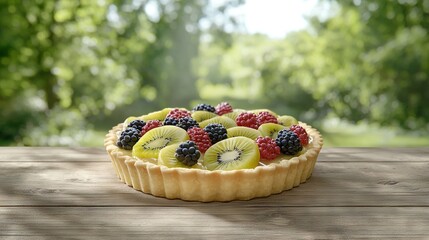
[0,0,428,146]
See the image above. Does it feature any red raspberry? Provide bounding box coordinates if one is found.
[257,111,278,125]
[255,136,281,160]
[187,127,212,153]
[289,125,309,145]
[166,108,191,119]
[236,112,259,129]
[215,102,233,115]
[141,120,162,136]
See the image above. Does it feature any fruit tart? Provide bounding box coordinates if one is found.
[104,102,323,202]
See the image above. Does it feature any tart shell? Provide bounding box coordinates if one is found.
[104,122,323,202]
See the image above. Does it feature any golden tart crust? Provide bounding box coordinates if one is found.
[104,122,323,202]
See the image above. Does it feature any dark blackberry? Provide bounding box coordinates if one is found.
[116,128,141,150]
[127,119,146,131]
[275,129,302,155]
[163,117,179,126]
[177,117,199,131]
[175,141,201,166]
[193,103,216,113]
[204,123,227,144]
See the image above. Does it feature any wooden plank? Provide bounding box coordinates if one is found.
[1,207,428,239]
[1,161,428,207]
[0,147,107,162]
[1,147,429,162]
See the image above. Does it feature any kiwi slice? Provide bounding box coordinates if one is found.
[191,111,217,122]
[227,126,261,140]
[203,137,259,171]
[277,115,298,127]
[223,111,241,121]
[258,123,286,139]
[158,143,202,169]
[132,126,189,159]
[141,108,170,121]
[199,116,237,129]
[250,109,278,118]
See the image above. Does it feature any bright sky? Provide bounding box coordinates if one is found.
[237,0,320,38]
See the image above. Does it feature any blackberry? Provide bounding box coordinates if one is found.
[204,123,227,144]
[163,117,179,126]
[193,103,216,113]
[275,129,302,155]
[117,128,141,150]
[127,119,146,131]
[177,117,199,131]
[175,141,201,166]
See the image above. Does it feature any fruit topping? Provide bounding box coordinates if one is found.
[127,119,146,132]
[275,129,303,155]
[158,143,202,169]
[204,123,228,144]
[191,111,217,122]
[227,126,261,140]
[255,136,280,160]
[199,116,237,129]
[277,115,299,127]
[258,123,286,139]
[166,108,191,119]
[192,103,216,113]
[174,141,201,166]
[215,102,233,115]
[203,136,260,171]
[132,126,189,159]
[289,125,309,145]
[236,112,259,129]
[141,120,162,135]
[117,128,141,150]
[163,117,179,126]
[177,117,200,131]
[257,111,278,125]
[222,110,243,121]
[187,127,212,153]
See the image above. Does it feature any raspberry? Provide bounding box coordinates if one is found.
[187,127,212,153]
[204,123,227,144]
[289,125,309,145]
[192,103,216,113]
[175,141,201,166]
[215,102,233,115]
[163,117,179,126]
[166,108,191,119]
[275,129,302,155]
[116,128,141,150]
[257,111,278,125]
[236,112,259,129]
[127,119,146,132]
[177,117,199,131]
[141,120,162,135]
[256,136,280,160]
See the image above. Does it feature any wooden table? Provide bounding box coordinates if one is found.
[1,147,428,239]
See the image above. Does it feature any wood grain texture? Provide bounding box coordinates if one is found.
[0,147,428,239]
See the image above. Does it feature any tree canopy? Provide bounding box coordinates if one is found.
[0,0,428,145]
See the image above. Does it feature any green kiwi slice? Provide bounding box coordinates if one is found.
[158,143,202,169]
[132,126,189,159]
[199,116,237,129]
[203,137,260,171]
[277,115,298,127]
[141,108,171,121]
[191,111,217,122]
[223,111,241,121]
[227,126,261,140]
[258,123,286,139]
